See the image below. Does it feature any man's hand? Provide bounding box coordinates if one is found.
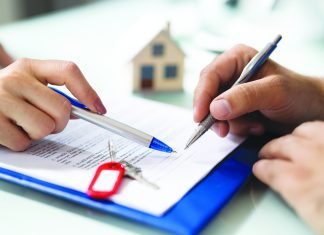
[194,44,324,137]
[0,58,106,151]
[253,121,324,234]
[0,43,13,68]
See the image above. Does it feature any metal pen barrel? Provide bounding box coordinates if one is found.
[71,106,152,147]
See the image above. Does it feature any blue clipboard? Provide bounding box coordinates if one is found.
[0,136,268,235]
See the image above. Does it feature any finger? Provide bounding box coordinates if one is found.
[259,135,310,161]
[219,112,290,137]
[210,121,229,137]
[210,75,287,120]
[228,116,265,136]
[0,44,14,67]
[210,117,265,138]
[253,159,294,193]
[1,76,71,133]
[193,44,258,122]
[0,93,55,140]
[16,59,106,114]
[0,114,31,151]
[292,121,324,139]
[253,159,309,220]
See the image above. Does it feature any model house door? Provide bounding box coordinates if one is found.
[141,65,154,89]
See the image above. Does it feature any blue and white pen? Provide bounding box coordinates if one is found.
[50,87,176,153]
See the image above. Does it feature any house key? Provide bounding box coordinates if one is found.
[120,160,160,190]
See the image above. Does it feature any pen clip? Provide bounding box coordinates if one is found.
[49,86,90,110]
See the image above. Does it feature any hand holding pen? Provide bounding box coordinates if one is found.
[187,35,287,147]
[190,35,324,234]
[187,30,324,234]
[0,58,107,151]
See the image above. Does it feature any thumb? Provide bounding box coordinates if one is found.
[209,75,285,120]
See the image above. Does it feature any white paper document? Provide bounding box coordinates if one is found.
[0,97,244,216]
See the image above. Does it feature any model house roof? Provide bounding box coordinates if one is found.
[129,23,185,62]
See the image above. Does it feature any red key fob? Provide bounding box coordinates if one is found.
[87,162,125,199]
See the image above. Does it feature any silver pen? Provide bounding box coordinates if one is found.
[185,35,282,149]
[50,87,176,153]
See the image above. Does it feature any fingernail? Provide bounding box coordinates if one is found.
[94,98,107,115]
[193,107,198,121]
[211,99,231,118]
[211,123,221,136]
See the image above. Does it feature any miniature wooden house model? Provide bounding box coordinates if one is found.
[131,24,185,92]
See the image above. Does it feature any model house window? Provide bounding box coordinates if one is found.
[141,65,154,80]
[152,43,164,56]
[164,65,177,79]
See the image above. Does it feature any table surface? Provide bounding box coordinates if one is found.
[0,0,323,234]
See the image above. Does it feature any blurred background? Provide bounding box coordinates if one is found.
[1,0,324,97]
[0,0,93,24]
[2,0,324,40]
[2,0,324,51]
[1,0,324,93]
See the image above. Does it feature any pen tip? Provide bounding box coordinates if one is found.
[274,34,282,44]
[172,150,177,153]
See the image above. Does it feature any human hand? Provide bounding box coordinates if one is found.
[253,121,324,234]
[0,58,106,151]
[0,43,14,68]
[194,44,324,137]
